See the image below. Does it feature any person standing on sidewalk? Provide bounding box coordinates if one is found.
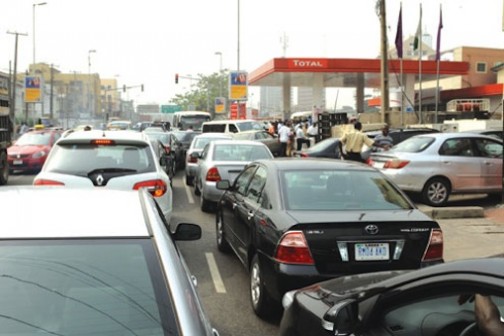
[340,121,375,163]
[278,121,292,157]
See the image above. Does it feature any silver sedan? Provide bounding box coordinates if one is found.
[193,140,274,212]
[369,132,503,206]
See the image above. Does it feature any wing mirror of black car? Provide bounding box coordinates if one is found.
[216,180,231,191]
[322,299,359,336]
[159,156,167,166]
[172,223,202,241]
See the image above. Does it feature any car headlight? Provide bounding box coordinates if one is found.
[282,290,296,310]
[32,151,47,159]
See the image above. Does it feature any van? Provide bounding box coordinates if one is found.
[201,119,265,133]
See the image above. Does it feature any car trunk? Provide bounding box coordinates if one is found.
[214,161,250,182]
[285,210,440,274]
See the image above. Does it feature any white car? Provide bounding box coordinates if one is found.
[33,130,173,224]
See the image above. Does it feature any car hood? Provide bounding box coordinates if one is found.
[8,144,49,154]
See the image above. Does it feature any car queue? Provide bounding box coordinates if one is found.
[3,117,503,335]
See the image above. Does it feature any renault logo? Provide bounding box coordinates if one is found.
[96,174,104,186]
[364,224,379,235]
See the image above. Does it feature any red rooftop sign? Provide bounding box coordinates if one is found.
[287,59,328,69]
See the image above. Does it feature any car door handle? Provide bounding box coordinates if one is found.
[191,275,198,287]
[247,211,254,220]
[232,202,238,210]
[484,161,492,165]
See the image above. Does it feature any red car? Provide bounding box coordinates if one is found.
[8,129,62,173]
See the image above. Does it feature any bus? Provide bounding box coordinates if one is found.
[172,111,212,131]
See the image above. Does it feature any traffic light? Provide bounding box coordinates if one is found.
[123,85,126,92]
[175,73,179,84]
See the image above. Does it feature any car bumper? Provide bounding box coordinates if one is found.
[8,158,45,172]
[185,163,198,178]
[380,169,427,193]
[201,182,224,202]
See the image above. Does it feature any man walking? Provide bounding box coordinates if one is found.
[340,121,375,163]
[373,124,394,152]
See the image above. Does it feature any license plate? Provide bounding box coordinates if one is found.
[13,160,23,165]
[373,161,384,169]
[355,243,389,261]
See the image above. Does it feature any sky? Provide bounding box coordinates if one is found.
[1,0,503,108]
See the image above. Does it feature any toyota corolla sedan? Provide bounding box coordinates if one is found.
[369,133,503,206]
[193,140,273,212]
[280,258,504,336]
[215,158,443,318]
[33,130,173,225]
[0,186,219,336]
[8,129,62,173]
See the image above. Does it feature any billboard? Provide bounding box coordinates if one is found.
[229,71,248,101]
[25,76,42,103]
[215,97,226,114]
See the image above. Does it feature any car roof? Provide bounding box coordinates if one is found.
[202,119,258,124]
[0,187,150,238]
[254,157,377,171]
[60,130,150,143]
[194,132,233,139]
[412,132,503,142]
[210,139,268,146]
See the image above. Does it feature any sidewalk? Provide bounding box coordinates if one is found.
[483,205,504,225]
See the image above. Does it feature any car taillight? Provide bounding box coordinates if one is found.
[383,159,410,169]
[33,179,65,186]
[187,155,198,163]
[299,152,309,158]
[133,179,167,197]
[366,158,373,165]
[275,231,314,265]
[206,167,221,182]
[422,229,443,261]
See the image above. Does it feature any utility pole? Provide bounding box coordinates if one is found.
[49,64,54,120]
[377,0,390,123]
[7,31,28,126]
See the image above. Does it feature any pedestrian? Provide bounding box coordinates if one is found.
[295,123,309,151]
[187,125,194,132]
[19,122,29,136]
[340,121,375,163]
[373,124,394,152]
[278,121,292,157]
[307,122,318,145]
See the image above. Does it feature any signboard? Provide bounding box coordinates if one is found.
[230,101,246,120]
[24,76,42,103]
[161,104,182,113]
[229,71,248,101]
[230,102,238,120]
[215,97,226,114]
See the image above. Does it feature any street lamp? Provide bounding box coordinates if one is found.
[88,49,96,117]
[215,51,223,97]
[32,2,47,66]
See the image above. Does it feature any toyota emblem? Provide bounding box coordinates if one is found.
[96,174,104,186]
[364,224,379,235]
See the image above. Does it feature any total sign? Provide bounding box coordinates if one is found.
[288,59,328,69]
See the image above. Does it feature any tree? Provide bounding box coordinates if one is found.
[170,71,229,115]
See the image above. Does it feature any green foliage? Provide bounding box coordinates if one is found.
[170,71,229,114]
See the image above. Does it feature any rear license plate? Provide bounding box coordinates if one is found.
[373,161,384,169]
[13,160,23,165]
[355,243,389,261]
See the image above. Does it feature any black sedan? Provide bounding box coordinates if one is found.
[172,130,202,168]
[280,257,504,336]
[215,158,443,318]
[295,137,342,159]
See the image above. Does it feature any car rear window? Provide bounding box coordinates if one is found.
[0,239,178,335]
[391,136,435,153]
[282,170,412,211]
[45,143,155,174]
[213,144,273,161]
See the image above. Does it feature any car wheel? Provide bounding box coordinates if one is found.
[422,177,450,206]
[0,151,8,185]
[185,175,193,186]
[216,213,231,253]
[194,180,201,196]
[200,195,212,212]
[250,254,277,318]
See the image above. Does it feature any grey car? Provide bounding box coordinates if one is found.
[185,133,232,186]
[193,140,274,212]
[232,130,282,156]
[0,186,219,336]
[369,132,503,206]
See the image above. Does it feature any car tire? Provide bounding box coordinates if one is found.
[0,151,8,185]
[422,177,451,207]
[250,254,277,318]
[216,213,231,253]
[185,175,193,186]
[200,195,212,212]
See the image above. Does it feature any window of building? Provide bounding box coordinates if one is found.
[476,62,487,73]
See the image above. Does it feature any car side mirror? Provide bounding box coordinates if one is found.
[216,180,231,190]
[191,152,201,159]
[322,299,359,336]
[172,223,202,241]
[159,156,167,166]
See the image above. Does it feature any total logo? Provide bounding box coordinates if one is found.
[291,59,327,68]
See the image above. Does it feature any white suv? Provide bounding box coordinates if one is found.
[33,130,173,224]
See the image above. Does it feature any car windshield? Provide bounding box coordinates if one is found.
[236,121,264,132]
[45,143,155,174]
[282,170,412,211]
[213,144,272,161]
[391,136,435,153]
[16,132,51,146]
[0,239,177,335]
[178,115,210,130]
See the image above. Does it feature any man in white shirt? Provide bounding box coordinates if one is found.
[278,121,292,157]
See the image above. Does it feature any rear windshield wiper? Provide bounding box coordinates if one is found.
[87,168,137,175]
